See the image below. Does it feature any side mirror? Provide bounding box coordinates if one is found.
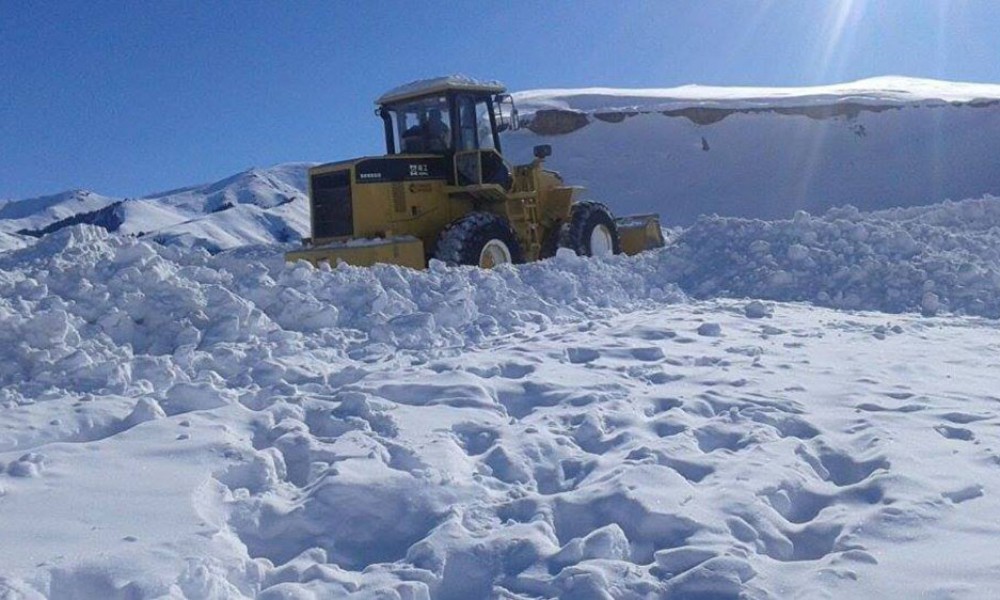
[494,94,520,133]
[533,144,552,159]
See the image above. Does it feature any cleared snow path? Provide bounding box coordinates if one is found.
[2,196,1000,598]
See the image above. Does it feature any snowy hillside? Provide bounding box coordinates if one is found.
[0,164,313,253]
[0,231,28,252]
[506,76,1000,224]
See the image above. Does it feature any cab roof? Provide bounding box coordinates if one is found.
[376,75,506,105]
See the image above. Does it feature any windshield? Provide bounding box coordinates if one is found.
[386,95,452,154]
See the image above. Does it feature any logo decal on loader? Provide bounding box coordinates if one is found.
[353,157,447,184]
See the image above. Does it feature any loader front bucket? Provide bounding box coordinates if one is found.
[285,236,426,269]
[616,214,666,255]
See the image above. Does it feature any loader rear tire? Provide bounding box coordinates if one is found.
[562,201,621,257]
[433,212,524,268]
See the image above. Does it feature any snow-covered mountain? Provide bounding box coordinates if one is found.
[0,163,313,253]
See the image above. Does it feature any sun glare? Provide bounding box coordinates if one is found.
[817,0,866,83]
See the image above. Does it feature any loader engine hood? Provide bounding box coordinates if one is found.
[308,154,451,242]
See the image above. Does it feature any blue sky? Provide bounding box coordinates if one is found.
[2,0,999,200]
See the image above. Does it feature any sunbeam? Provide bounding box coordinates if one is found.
[815,0,867,83]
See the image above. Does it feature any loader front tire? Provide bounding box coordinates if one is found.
[433,212,524,268]
[562,201,621,257]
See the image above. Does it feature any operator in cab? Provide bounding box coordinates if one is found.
[402,108,450,153]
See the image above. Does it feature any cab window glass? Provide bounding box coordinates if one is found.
[388,96,452,154]
[476,99,496,151]
[457,96,478,151]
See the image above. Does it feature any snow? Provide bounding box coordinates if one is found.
[3,77,1000,598]
[506,76,1000,225]
[0,164,314,253]
[514,76,1000,113]
[3,192,1000,597]
[0,231,28,252]
[377,75,506,105]
[0,190,121,231]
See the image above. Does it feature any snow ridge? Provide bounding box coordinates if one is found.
[668,198,1000,317]
[514,76,1000,114]
[0,164,314,253]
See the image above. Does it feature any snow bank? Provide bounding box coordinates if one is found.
[507,77,1000,225]
[664,196,1000,317]
[2,194,998,407]
[0,224,683,402]
[515,76,1000,112]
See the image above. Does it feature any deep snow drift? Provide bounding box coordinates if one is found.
[2,192,1000,598]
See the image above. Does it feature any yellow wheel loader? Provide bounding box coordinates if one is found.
[285,76,664,269]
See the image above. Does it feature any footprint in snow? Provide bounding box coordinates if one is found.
[938,412,991,424]
[6,453,46,477]
[452,422,499,456]
[652,419,687,438]
[566,347,600,364]
[799,445,890,487]
[628,327,677,341]
[694,424,753,453]
[934,425,975,441]
[941,484,983,504]
[630,346,665,361]
[763,479,884,525]
[697,323,722,337]
[855,402,925,413]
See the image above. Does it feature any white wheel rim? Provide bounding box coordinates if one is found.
[479,239,512,268]
[590,224,614,257]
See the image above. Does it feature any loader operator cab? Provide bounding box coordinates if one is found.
[376,78,518,190]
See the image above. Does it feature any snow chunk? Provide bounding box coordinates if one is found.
[377,75,505,104]
[744,300,772,319]
[161,381,237,415]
